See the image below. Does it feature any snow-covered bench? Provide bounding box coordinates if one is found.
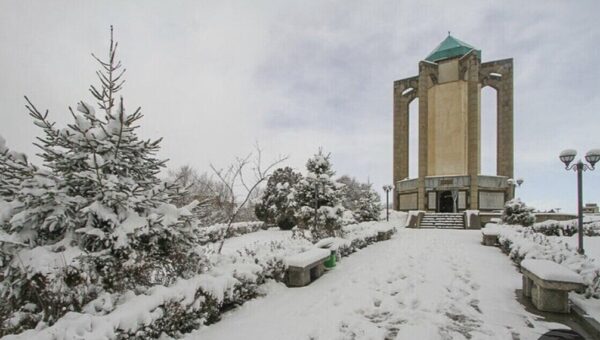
[377,227,394,241]
[481,229,499,246]
[521,259,586,313]
[285,248,331,287]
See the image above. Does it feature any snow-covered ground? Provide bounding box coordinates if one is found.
[186,228,568,340]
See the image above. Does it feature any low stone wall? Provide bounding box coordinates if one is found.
[480,212,578,226]
[534,213,578,223]
[480,212,501,226]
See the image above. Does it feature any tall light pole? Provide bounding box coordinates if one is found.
[383,185,393,222]
[313,182,320,232]
[559,149,600,255]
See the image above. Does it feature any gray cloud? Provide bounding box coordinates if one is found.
[1,0,599,212]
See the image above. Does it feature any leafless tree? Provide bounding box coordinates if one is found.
[210,144,287,253]
[167,165,233,225]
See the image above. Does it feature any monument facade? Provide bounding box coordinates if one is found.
[393,35,514,212]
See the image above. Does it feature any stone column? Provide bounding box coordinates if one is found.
[417,62,436,210]
[464,52,481,210]
[393,78,417,209]
[497,61,514,180]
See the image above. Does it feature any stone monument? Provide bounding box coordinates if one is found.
[393,34,513,212]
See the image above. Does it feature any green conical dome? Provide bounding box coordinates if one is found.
[425,35,481,62]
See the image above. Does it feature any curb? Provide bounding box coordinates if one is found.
[571,301,600,339]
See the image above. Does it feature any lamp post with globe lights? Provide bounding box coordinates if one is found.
[382,185,394,221]
[559,149,600,255]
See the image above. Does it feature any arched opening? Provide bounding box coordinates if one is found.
[408,99,419,179]
[481,86,497,175]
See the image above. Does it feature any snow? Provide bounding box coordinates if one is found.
[0,199,21,225]
[216,228,301,255]
[120,211,148,234]
[200,221,265,244]
[5,217,588,339]
[406,210,423,226]
[465,210,478,228]
[153,203,185,226]
[563,234,600,263]
[185,229,568,340]
[560,149,577,158]
[314,237,349,251]
[481,229,499,236]
[285,248,331,267]
[0,229,26,246]
[82,201,119,225]
[4,259,263,340]
[521,259,584,283]
[14,243,84,277]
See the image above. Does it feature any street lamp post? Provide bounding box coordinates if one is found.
[382,185,393,222]
[313,182,320,234]
[559,149,600,255]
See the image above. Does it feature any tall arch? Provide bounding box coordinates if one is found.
[393,76,419,209]
[480,86,497,175]
[480,59,514,180]
[408,99,419,178]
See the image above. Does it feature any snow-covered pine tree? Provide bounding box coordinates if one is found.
[501,198,536,227]
[255,166,302,230]
[0,136,36,201]
[0,136,38,269]
[294,150,348,239]
[337,175,381,222]
[0,27,205,334]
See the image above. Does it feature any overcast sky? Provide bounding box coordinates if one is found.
[1,0,599,212]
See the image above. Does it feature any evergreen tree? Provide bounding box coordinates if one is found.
[502,198,536,227]
[255,166,301,230]
[0,136,36,201]
[294,150,347,239]
[337,175,381,222]
[0,28,204,333]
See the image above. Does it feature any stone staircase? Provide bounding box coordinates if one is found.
[419,213,465,229]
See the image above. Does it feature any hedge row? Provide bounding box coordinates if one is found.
[7,222,398,340]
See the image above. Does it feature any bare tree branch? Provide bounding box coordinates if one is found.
[210,145,288,253]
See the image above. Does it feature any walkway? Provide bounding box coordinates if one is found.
[186,229,573,340]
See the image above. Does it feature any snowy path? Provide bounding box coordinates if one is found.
[186,229,568,340]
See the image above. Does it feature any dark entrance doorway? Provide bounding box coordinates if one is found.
[439,191,454,213]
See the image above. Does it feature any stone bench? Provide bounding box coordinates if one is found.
[377,229,394,241]
[521,259,586,313]
[285,248,331,287]
[481,229,499,246]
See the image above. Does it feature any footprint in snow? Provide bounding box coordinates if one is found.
[469,299,482,314]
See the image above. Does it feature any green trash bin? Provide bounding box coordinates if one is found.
[324,250,336,268]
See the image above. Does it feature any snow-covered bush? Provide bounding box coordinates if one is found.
[0,29,207,336]
[3,217,398,340]
[198,221,266,244]
[497,225,600,298]
[3,262,265,340]
[294,150,351,240]
[501,198,536,227]
[255,167,302,230]
[337,175,381,222]
[532,219,600,237]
